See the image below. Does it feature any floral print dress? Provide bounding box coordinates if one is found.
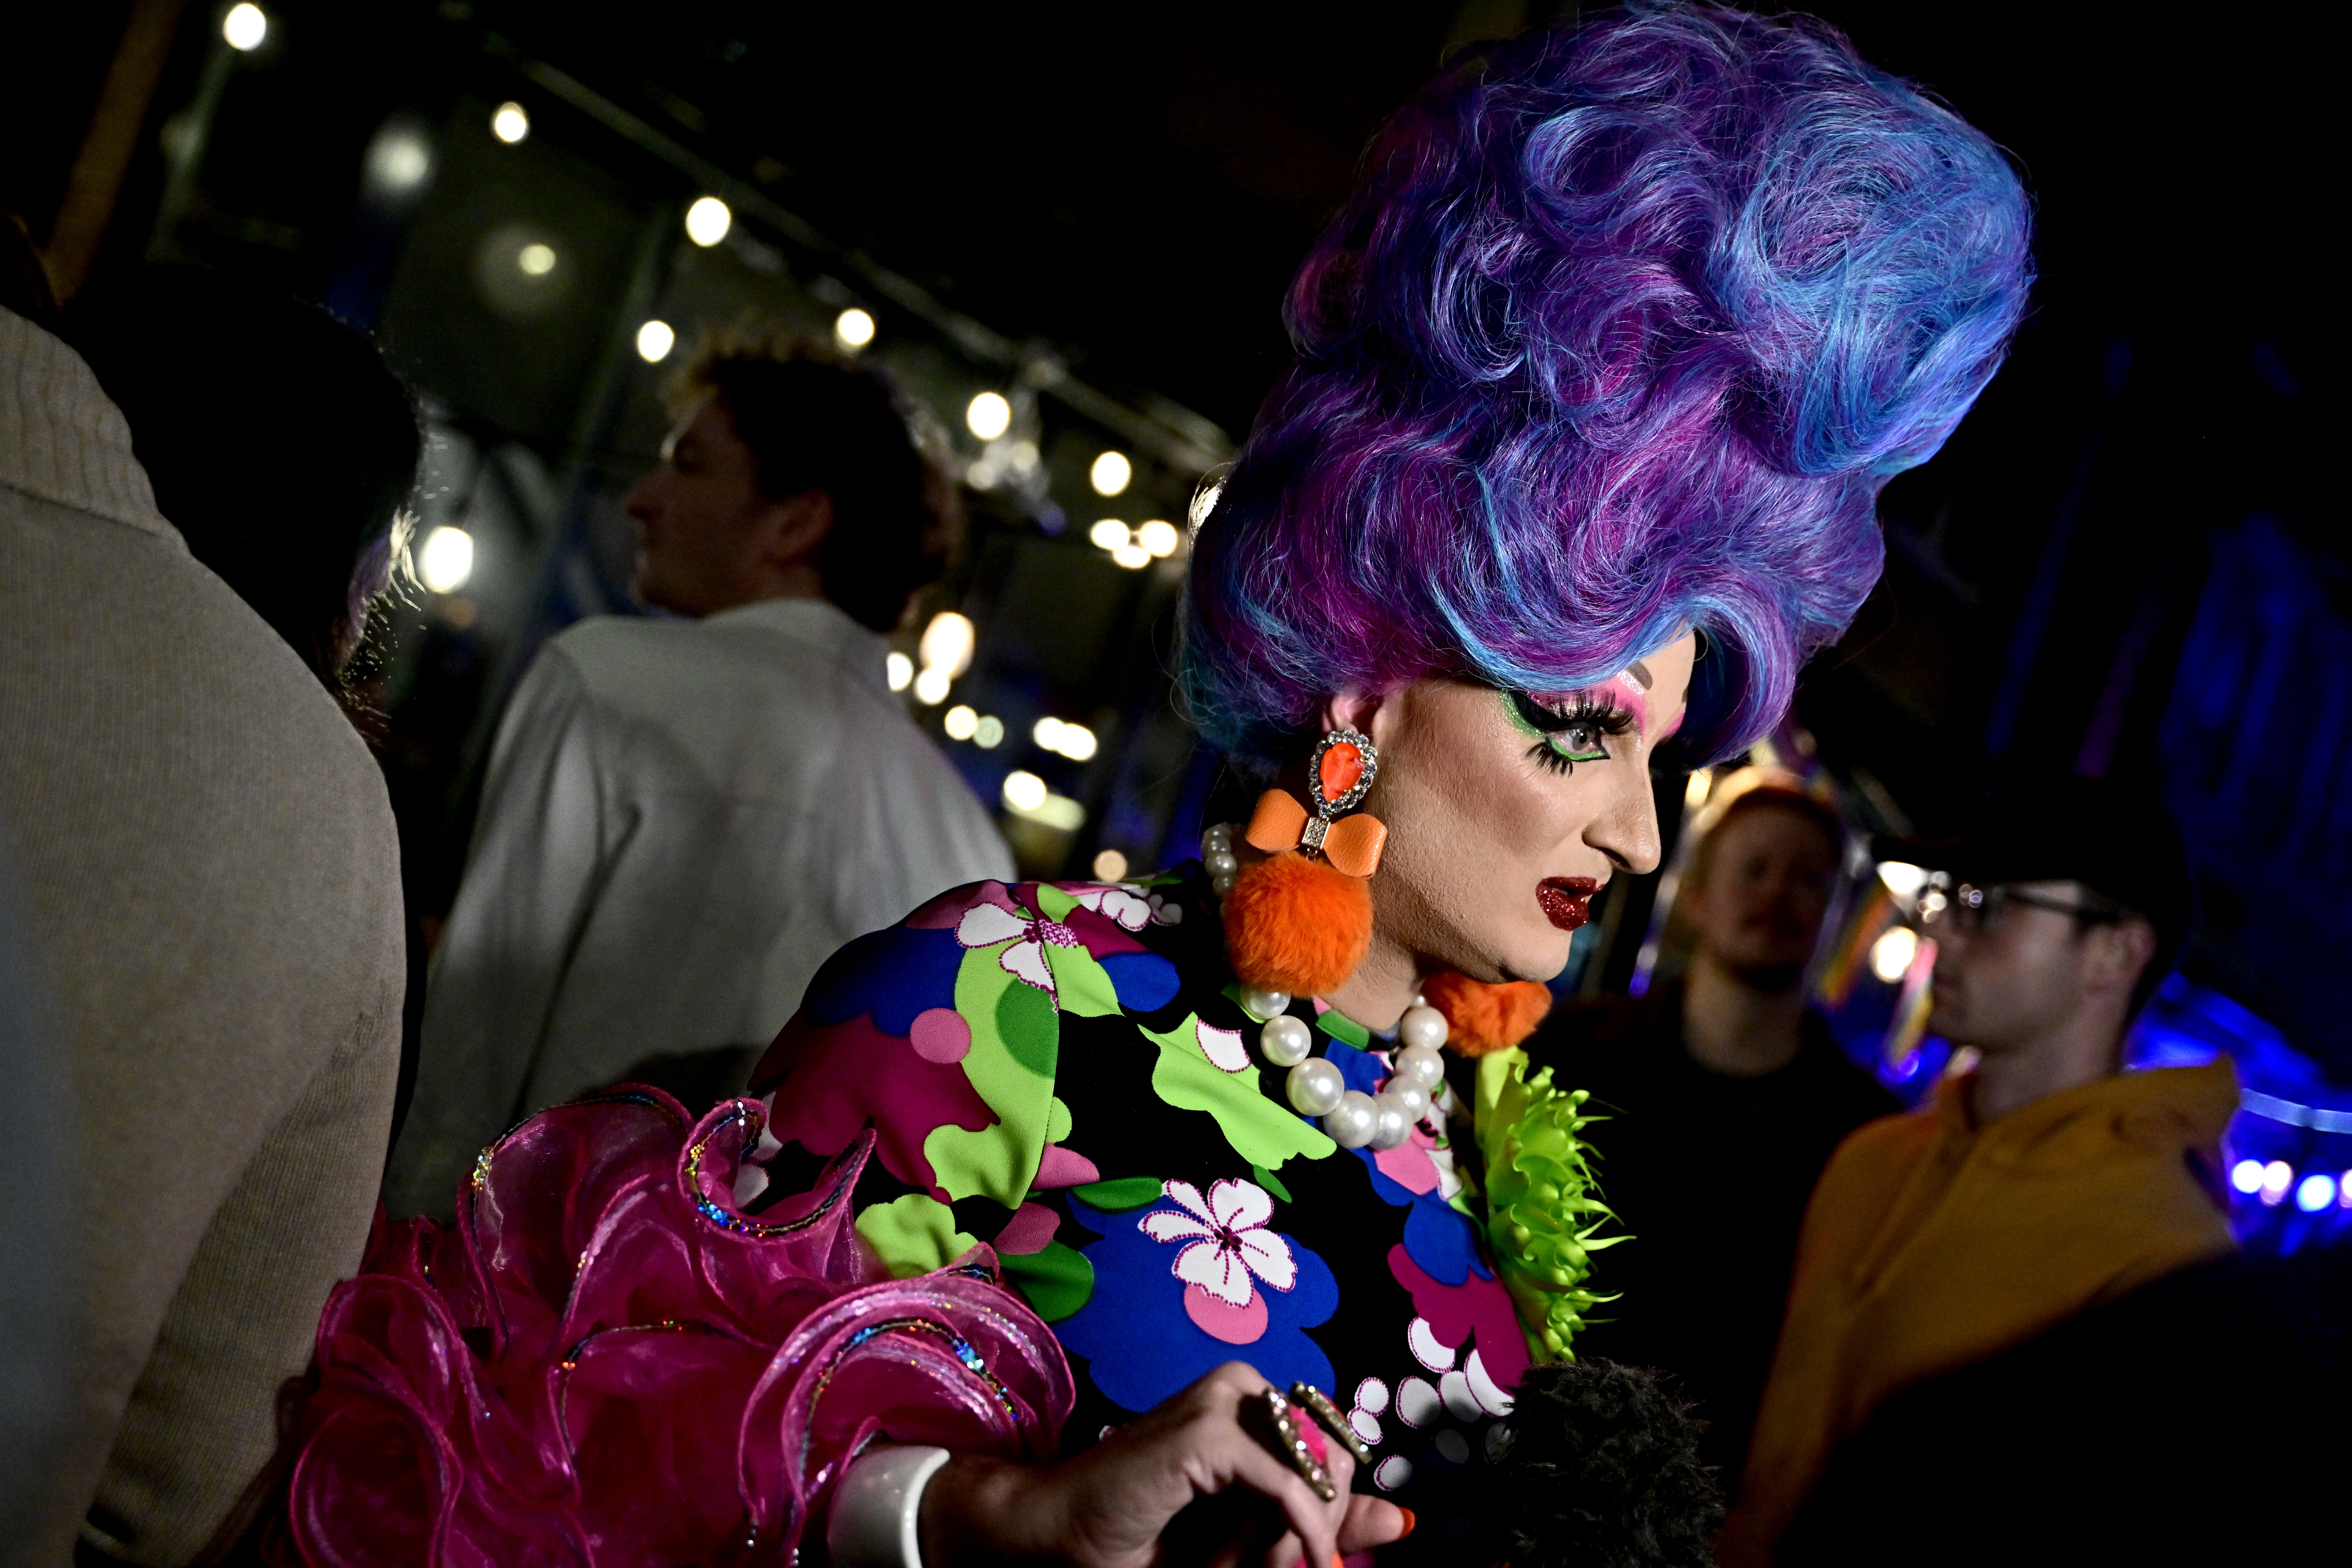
[748,865,1533,1558]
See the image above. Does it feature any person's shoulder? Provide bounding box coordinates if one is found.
[1795,1021,1905,1118]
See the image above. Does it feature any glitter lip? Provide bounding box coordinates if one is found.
[1538,877,1601,931]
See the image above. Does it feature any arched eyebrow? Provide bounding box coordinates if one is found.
[1626,658,1655,691]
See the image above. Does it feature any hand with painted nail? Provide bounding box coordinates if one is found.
[916,1361,1411,1567]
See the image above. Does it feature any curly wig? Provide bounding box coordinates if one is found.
[1181,2,2032,764]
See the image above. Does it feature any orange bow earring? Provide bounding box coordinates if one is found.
[1220,730,1387,996]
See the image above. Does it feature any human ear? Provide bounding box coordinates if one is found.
[761,489,835,569]
[2090,918,2158,997]
[1318,688,1389,741]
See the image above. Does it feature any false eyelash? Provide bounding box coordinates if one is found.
[1511,691,1632,776]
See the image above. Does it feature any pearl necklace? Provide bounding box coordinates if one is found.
[1200,821,1452,1152]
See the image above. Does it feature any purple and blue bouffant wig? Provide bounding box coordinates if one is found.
[1181,2,2032,765]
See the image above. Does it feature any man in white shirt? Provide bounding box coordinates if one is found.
[387,336,1012,1217]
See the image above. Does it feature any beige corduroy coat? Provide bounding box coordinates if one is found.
[0,306,403,1566]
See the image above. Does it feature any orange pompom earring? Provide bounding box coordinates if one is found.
[1216,729,1386,997]
[1419,970,1553,1056]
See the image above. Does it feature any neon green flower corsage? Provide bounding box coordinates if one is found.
[1473,1046,1627,1361]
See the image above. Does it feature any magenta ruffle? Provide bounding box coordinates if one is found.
[277,1089,1072,1567]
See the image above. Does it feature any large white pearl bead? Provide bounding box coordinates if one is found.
[1324,1090,1378,1149]
[1237,986,1291,1023]
[1260,1014,1313,1067]
[1380,1080,1430,1123]
[1369,1095,1415,1151]
[1203,848,1240,878]
[1391,1043,1446,1093]
[1210,869,1239,896]
[1287,1057,1346,1117]
[1202,822,1233,853]
[1398,1005,1449,1052]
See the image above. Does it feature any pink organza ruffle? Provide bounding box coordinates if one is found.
[277,1089,1071,1567]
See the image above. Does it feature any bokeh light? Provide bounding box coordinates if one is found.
[966,391,1011,441]
[1876,861,1928,899]
[1003,770,1048,812]
[2259,1160,2293,1206]
[834,308,875,350]
[1110,542,1150,570]
[1089,450,1132,496]
[635,319,675,362]
[943,704,979,741]
[2294,1172,2336,1212]
[223,4,267,51]
[973,715,1004,748]
[885,651,913,692]
[912,667,951,705]
[491,101,531,144]
[684,196,732,247]
[1092,849,1130,882]
[918,612,975,680]
[1088,519,1129,551]
[1869,925,1919,983]
[516,242,556,276]
[1135,519,1180,557]
[418,526,474,593]
[2229,1158,2266,1194]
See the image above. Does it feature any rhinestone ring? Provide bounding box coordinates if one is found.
[1252,1386,1336,1501]
[1288,1381,1373,1464]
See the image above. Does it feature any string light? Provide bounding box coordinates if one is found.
[944,705,979,741]
[1093,849,1130,881]
[834,308,875,350]
[635,320,675,362]
[491,101,531,144]
[418,527,474,593]
[885,652,913,692]
[1135,519,1179,557]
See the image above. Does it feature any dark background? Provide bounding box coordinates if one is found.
[4,2,2342,1081]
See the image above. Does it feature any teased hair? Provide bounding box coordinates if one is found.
[1181,2,2031,764]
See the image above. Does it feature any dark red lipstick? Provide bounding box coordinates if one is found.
[1538,877,1601,931]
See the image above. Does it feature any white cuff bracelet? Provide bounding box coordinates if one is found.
[826,1443,953,1568]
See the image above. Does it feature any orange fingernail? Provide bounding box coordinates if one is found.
[1398,1507,1417,1539]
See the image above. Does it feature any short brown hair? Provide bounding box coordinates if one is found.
[1688,784,1845,886]
[667,329,957,631]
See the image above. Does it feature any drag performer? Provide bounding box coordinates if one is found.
[273,7,2030,1564]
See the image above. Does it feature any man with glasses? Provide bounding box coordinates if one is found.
[1721,776,2238,1567]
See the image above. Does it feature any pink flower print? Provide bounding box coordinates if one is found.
[1139,1178,1296,1306]
[955,901,1083,1000]
[1070,885,1153,932]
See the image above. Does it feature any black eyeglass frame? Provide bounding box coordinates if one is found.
[1930,882,2128,933]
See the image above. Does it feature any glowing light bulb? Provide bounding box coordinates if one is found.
[1089,450,1132,496]
[684,196,732,247]
[943,704,979,741]
[885,651,913,692]
[966,391,1011,441]
[517,242,556,276]
[834,308,875,349]
[418,526,474,593]
[918,612,975,681]
[2295,1173,2336,1212]
[974,715,1004,748]
[1093,849,1130,882]
[1110,542,1151,570]
[1135,518,1179,557]
[1033,716,1066,752]
[912,667,951,705]
[1003,770,1048,812]
[223,4,267,51]
[491,101,531,144]
[1056,723,1098,762]
[2229,1159,2265,1194]
[1869,925,1918,983]
[635,319,675,362]
[1088,519,1130,551]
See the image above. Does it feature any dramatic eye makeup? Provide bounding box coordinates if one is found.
[1502,688,1635,775]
